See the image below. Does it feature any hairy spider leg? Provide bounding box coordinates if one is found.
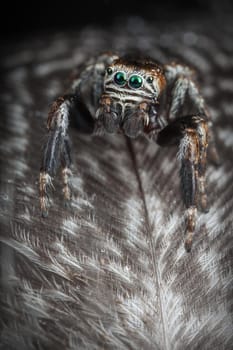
[167,76,190,121]
[157,115,208,252]
[39,53,117,217]
[188,80,220,165]
[164,62,220,211]
[180,117,209,251]
[39,95,74,217]
[165,63,219,165]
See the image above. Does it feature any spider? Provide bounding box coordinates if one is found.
[39,52,219,252]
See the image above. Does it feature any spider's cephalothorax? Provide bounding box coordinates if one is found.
[95,55,166,138]
[39,52,219,252]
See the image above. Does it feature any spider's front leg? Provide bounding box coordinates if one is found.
[157,115,208,252]
[39,94,75,217]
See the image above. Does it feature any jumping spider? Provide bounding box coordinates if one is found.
[39,52,219,252]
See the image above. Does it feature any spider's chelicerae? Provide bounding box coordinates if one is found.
[39,52,219,252]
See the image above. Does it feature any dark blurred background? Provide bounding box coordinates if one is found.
[2,0,233,42]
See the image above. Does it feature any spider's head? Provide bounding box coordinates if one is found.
[96,55,166,137]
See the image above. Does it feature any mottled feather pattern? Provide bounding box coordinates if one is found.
[0,17,233,350]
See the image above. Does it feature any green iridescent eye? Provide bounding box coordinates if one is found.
[107,67,113,75]
[114,72,127,86]
[129,75,143,89]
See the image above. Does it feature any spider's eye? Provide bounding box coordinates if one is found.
[129,75,143,89]
[114,72,127,86]
[107,67,113,75]
[147,76,153,84]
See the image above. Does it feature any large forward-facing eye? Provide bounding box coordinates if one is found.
[129,75,143,89]
[114,71,127,86]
